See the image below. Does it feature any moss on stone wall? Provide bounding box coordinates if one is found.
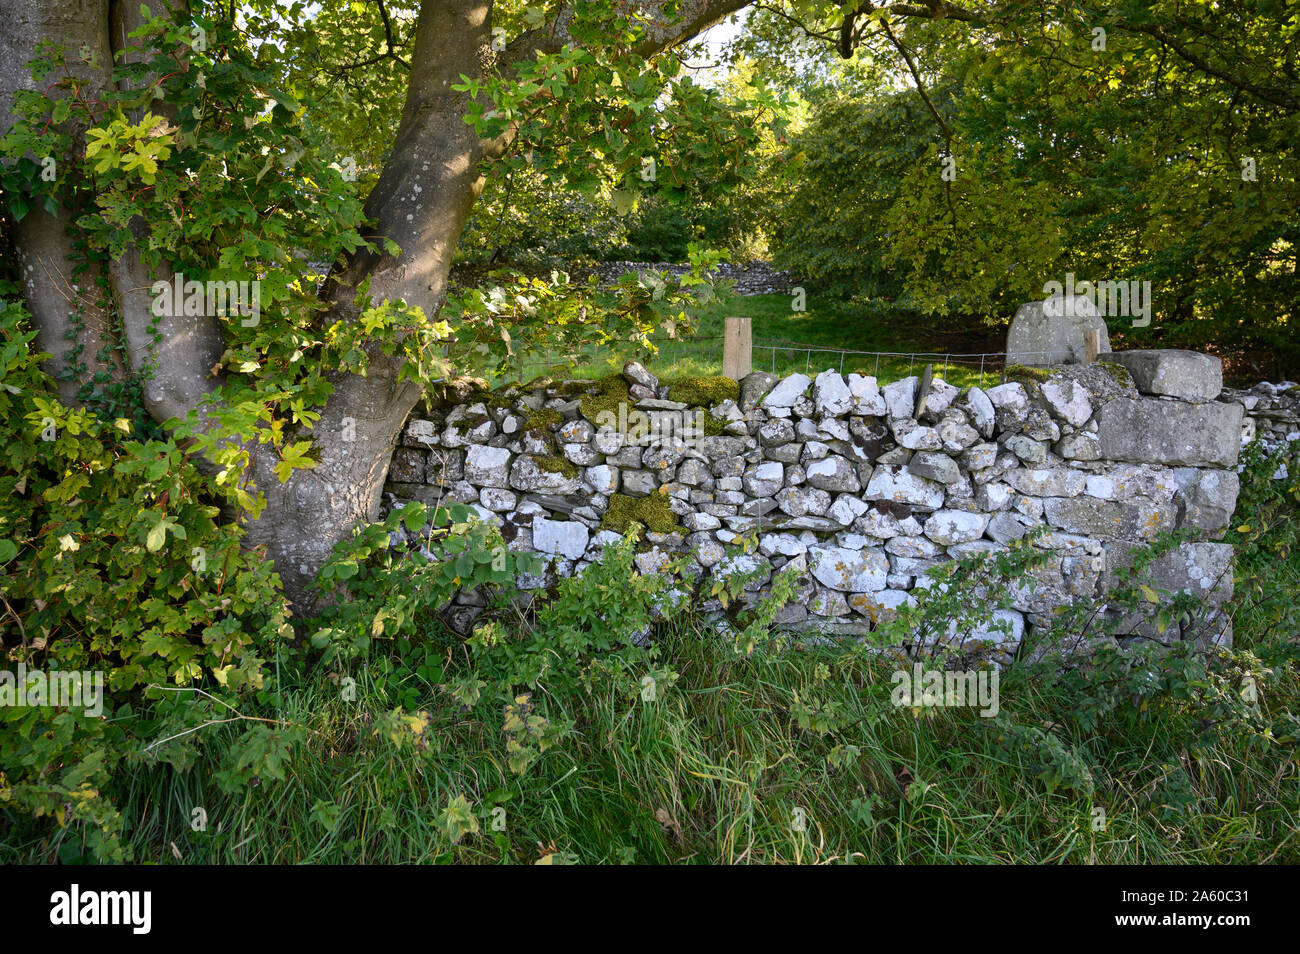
[600,491,679,534]
[1003,364,1053,385]
[579,373,631,423]
[534,453,578,478]
[552,379,591,397]
[1097,361,1132,387]
[524,407,564,434]
[667,375,740,409]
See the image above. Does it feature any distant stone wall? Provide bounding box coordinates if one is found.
[383,349,1245,656]
[1222,380,1300,467]
[448,261,798,298]
[572,261,797,296]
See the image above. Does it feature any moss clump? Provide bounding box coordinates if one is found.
[667,375,740,409]
[1003,364,1052,386]
[702,414,729,437]
[1097,361,1132,387]
[553,378,591,397]
[600,491,679,535]
[578,373,631,424]
[534,453,577,478]
[524,407,564,434]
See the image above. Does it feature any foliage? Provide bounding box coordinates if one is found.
[0,293,287,860]
[310,500,547,665]
[751,2,1298,367]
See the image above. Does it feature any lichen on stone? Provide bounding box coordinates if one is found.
[1097,361,1132,387]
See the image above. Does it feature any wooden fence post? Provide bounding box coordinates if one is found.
[1083,329,1102,365]
[723,316,752,380]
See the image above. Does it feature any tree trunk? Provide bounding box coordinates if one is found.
[2,0,750,612]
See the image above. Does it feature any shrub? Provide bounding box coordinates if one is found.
[0,294,286,860]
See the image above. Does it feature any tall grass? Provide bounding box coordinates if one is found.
[6,410,1297,868]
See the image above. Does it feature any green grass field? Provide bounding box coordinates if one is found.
[507,294,1003,390]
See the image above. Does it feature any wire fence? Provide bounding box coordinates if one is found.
[501,333,729,383]
[753,342,1067,389]
[499,330,1063,390]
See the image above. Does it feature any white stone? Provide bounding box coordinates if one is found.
[882,377,917,419]
[966,387,996,437]
[894,421,942,451]
[1005,467,1087,497]
[762,373,812,408]
[813,370,854,416]
[1041,379,1093,427]
[986,382,1029,425]
[847,374,887,415]
[759,533,807,557]
[865,465,946,510]
[593,427,624,454]
[479,487,517,511]
[743,461,784,496]
[464,444,511,487]
[923,509,990,546]
[532,516,590,561]
[635,546,674,575]
[974,481,1013,511]
[1084,475,1114,499]
[563,442,600,465]
[920,379,959,417]
[828,494,869,526]
[809,546,889,592]
[805,455,860,492]
[586,464,619,495]
[684,511,722,532]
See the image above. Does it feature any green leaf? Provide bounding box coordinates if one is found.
[146,520,167,552]
[401,502,428,533]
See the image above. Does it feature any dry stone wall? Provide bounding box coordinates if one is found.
[383,349,1245,656]
[1222,380,1300,468]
